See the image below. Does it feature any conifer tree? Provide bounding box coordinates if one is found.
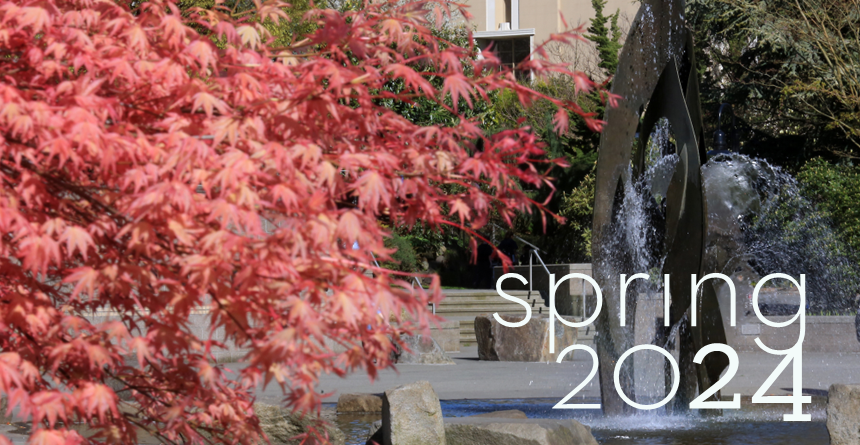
[586,0,622,79]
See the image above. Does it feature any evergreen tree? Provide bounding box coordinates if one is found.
[688,0,860,163]
[586,0,622,79]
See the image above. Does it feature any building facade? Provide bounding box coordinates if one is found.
[464,0,639,73]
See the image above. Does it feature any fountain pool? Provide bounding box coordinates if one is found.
[333,397,830,445]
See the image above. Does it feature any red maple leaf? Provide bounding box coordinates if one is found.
[0,0,611,442]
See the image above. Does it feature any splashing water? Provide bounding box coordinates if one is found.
[702,153,859,313]
[598,118,683,407]
[598,138,859,408]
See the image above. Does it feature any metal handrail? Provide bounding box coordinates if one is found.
[527,249,552,302]
[527,248,588,320]
[492,225,579,314]
[412,276,435,315]
[369,252,436,315]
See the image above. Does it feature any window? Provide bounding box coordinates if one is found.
[480,37,530,80]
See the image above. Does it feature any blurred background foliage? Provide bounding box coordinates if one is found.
[482,0,620,266]
[688,0,860,308]
[688,0,860,166]
[798,158,860,260]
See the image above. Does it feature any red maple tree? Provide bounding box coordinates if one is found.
[0,0,610,443]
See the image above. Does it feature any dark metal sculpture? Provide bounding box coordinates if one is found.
[592,0,728,414]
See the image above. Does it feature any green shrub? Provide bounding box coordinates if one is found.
[560,167,596,258]
[382,233,420,273]
[798,158,860,258]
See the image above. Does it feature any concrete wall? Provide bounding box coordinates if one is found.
[727,316,860,353]
[428,320,461,352]
[517,0,558,44]
[604,296,858,354]
[521,0,637,45]
[561,0,636,28]
[708,278,859,352]
[463,0,488,33]
[87,311,461,364]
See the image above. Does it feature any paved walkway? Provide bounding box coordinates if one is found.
[242,346,860,402]
[1,347,858,444]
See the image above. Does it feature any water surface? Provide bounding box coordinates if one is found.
[333,397,830,445]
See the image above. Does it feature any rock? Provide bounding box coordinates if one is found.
[468,409,528,419]
[337,393,383,413]
[474,315,578,362]
[827,384,860,445]
[474,316,499,361]
[444,417,598,445]
[254,403,345,445]
[428,321,461,353]
[382,380,446,445]
[366,420,383,445]
[396,335,455,365]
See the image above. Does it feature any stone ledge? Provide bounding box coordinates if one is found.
[444,417,598,445]
[336,393,383,413]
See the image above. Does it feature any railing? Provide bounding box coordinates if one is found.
[487,222,591,321]
[525,248,588,321]
[526,249,552,304]
[370,252,436,315]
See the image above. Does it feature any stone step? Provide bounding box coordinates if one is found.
[437,296,545,304]
[449,312,540,346]
[439,290,551,347]
[440,289,541,297]
[436,303,545,315]
[455,316,597,348]
[440,289,538,297]
[440,293,543,305]
[440,291,539,300]
[441,289,530,294]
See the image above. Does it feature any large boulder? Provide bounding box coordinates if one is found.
[366,420,383,445]
[254,403,345,445]
[475,314,578,362]
[827,384,860,445]
[429,321,461,353]
[397,335,455,365]
[444,417,598,445]
[336,393,383,413]
[382,380,446,445]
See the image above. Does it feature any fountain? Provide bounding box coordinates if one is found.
[591,0,859,419]
[591,0,729,415]
[324,0,859,439]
